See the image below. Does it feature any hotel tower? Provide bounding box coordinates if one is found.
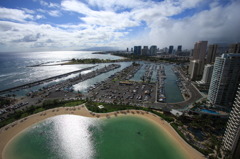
[189,41,208,80]
[208,53,240,107]
[222,84,240,158]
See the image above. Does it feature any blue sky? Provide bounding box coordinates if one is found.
[0,0,240,52]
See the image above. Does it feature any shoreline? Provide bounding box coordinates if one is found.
[0,104,205,159]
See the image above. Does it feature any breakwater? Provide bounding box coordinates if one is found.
[0,66,96,95]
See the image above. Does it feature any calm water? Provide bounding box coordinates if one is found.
[164,65,184,103]
[0,51,122,91]
[4,115,186,159]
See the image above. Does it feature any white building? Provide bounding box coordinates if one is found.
[208,54,240,106]
[188,60,203,80]
[198,64,214,84]
[222,84,240,158]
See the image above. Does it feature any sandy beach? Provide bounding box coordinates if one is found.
[0,104,205,159]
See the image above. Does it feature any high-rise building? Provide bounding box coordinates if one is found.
[189,41,208,80]
[199,64,214,84]
[222,84,240,159]
[134,46,142,55]
[168,45,174,54]
[208,54,240,106]
[150,45,157,56]
[188,60,201,80]
[228,43,240,53]
[126,48,129,52]
[192,41,208,61]
[142,46,149,55]
[177,45,182,52]
[131,48,133,52]
[176,45,182,55]
[206,44,218,64]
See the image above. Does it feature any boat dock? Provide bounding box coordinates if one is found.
[0,66,97,95]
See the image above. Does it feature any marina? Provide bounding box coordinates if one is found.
[0,66,96,95]
[0,64,121,118]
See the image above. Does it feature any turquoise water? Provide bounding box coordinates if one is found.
[4,115,186,159]
[200,109,219,114]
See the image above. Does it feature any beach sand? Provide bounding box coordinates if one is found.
[0,104,205,159]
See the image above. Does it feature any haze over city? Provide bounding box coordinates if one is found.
[1,0,240,52]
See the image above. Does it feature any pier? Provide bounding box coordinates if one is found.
[0,66,97,95]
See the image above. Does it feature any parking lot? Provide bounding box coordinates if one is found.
[87,64,156,106]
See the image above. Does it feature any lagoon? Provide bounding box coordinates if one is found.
[4,115,186,159]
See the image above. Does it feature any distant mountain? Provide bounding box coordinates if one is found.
[77,46,120,51]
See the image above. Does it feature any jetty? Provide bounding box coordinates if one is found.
[0,66,96,95]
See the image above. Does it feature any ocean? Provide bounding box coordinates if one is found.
[0,51,123,91]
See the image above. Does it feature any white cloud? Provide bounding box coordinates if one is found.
[22,8,35,14]
[39,0,60,8]
[48,10,62,17]
[62,0,139,29]
[36,14,45,19]
[146,0,240,48]
[0,19,128,51]
[0,0,240,51]
[86,0,147,11]
[49,2,60,8]
[0,7,33,22]
[61,0,92,14]
[39,0,48,7]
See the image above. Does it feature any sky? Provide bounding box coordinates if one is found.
[0,0,240,52]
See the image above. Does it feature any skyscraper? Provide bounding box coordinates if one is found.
[192,41,208,61]
[188,60,200,80]
[189,41,208,80]
[177,45,182,52]
[206,44,218,64]
[199,64,214,84]
[168,45,174,54]
[222,84,240,159]
[176,45,182,55]
[228,43,240,53]
[134,46,142,55]
[208,54,240,106]
[150,45,157,56]
[142,46,149,55]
